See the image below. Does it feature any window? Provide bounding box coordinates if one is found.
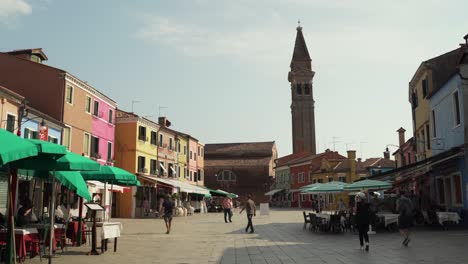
[437,178,445,204]
[432,110,436,137]
[301,194,308,202]
[178,166,181,178]
[453,91,461,126]
[304,84,310,95]
[426,124,431,150]
[108,109,113,124]
[411,92,418,109]
[339,176,346,183]
[48,136,58,144]
[66,86,73,104]
[184,146,187,155]
[169,138,173,150]
[190,171,193,181]
[296,84,302,95]
[190,151,192,160]
[194,152,197,161]
[198,146,200,155]
[328,177,333,182]
[90,136,99,158]
[290,173,294,184]
[93,101,100,116]
[317,179,323,183]
[217,170,236,182]
[137,156,146,172]
[6,114,15,132]
[452,174,463,205]
[63,127,71,150]
[308,172,313,182]
[421,130,426,151]
[150,159,157,175]
[83,134,90,156]
[150,131,157,145]
[107,142,112,161]
[298,172,304,183]
[85,96,91,113]
[201,147,203,157]
[24,128,31,139]
[138,126,146,141]
[422,79,427,98]
[198,170,202,181]
[159,134,163,147]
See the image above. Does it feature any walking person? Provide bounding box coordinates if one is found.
[355,192,370,251]
[239,195,256,233]
[222,196,233,223]
[159,194,175,234]
[397,191,414,246]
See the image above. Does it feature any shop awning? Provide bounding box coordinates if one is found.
[155,177,209,195]
[159,163,167,173]
[265,189,283,196]
[86,180,129,193]
[138,175,158,187]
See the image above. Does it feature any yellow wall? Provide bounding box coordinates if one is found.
[178,136,188,181]
[412,71,432,159]
[114,119,159,218]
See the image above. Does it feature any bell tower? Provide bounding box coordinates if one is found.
[288,24,317,155]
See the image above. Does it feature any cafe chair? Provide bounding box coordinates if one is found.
[302,211,311,229]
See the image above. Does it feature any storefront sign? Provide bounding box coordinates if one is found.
[39,125,48,141]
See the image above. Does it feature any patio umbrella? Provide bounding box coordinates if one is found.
[344,179,392,191]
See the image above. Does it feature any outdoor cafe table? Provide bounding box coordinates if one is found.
[28,223,65,251]
[436,212,461,226]
[0,228,40,262]
[376,213,399,228]
[315,213,331,223]
[86,221,122,253]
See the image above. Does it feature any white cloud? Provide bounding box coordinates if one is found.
[0,0,32,24]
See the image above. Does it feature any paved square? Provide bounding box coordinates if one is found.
[31,209,467,264]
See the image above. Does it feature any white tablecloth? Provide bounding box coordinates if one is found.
[0,228,38,235]
[377,213,399,227]
[436,212,460,225]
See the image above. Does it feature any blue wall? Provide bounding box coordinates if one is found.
[22,119,62,144]
[430,75,464,155]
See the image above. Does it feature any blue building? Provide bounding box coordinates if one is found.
[21,107,63,144]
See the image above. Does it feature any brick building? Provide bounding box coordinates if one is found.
[204,142,277,204]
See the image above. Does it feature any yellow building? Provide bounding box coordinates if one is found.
[176,133,188,181]
[409,63,433,161]
[114,110,160,218]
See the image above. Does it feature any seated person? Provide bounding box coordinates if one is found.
[16,200,33,227]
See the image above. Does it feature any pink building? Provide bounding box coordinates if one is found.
[187,136,198,183]
[90,94,117,165]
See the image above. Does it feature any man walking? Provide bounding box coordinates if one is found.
[160,194,174,234]
[222,196,233,223]
[239,195,256,233]
[397,191,414,246]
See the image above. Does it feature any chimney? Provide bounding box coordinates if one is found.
[384,148,390,160]
[158,117,171,127]
[464,34,468,45]
[397,127,406,146]
[347,150,356,182]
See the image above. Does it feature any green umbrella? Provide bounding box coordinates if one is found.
[55,171,91,201]
[26,139,67,157]
[11,151,101,171]
[80,165,137,182]
[344,179,392,191]
[0,128,38,166]
[301,182,345,193]
[226,192,238,198]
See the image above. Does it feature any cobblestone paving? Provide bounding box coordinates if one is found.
[32,209,467,264]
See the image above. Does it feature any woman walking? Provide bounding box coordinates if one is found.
[355,192,370,251]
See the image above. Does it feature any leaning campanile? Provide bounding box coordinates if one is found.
[288,24,317,155]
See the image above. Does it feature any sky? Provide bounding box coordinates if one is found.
[1,0,467,158]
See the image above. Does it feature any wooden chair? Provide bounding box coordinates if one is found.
[302,211,311,229]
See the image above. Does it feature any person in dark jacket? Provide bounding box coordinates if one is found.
[355,192,370,251]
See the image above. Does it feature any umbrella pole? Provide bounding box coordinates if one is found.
[109,184,113,222]
[48,170,56,264]
[6,165,17,264]
[77,197,83,246]
[103,182,107,221]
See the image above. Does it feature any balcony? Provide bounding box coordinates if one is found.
[90,153,101,160]
[138,136,148,142]
[138,168,148,173]
[150,170,158,175]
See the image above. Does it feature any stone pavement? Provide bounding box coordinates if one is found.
[30,208,467,264]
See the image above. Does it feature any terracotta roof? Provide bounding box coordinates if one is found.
[275,152,310,167]
[6,48,48,61]
[205,157,273,167]
[205,142,275,158]
[423,47,464,98]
